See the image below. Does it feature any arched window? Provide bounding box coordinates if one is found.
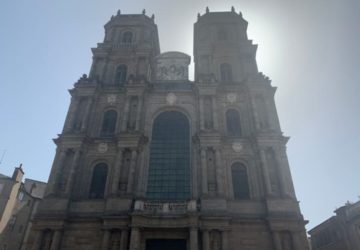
[122,31,133,44]
[220,63,233,82]
[101,110,117,136]
[89,163,108,199]
[114,65,127,85]
[146,111,190,200]
[226,109,241,136]
[231,163,250,199]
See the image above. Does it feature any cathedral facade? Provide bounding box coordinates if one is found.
[27,8,309,250]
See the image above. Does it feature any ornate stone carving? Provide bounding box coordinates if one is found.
[107,95,116,105]
[98,143,108,153]
[166,93,177,105]
[227,93,237,103]
[155,52,191,81]
[232,142,243,153]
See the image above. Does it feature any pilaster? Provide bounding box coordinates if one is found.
[65,149,81,196]
[189,227,198,250]
[101,230,111,250]
[129,227,140,250]
[259,149,272,196]
[111,147,123,195]
[127,150,138,193]
[215,148,224,196]
[49,230,63,250]
[200,148,208,195]
[202,230,210,250]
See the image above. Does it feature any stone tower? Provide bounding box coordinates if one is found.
[27,8,309,250]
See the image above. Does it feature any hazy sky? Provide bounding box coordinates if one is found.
[1,0,359,230]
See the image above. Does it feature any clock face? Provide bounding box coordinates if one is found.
[98,143,108,153]
[227,93,237,103]
[166,93,177,105]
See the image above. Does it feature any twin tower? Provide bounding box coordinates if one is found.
[27,8,309,250]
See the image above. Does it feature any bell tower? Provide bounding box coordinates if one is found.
[194,7,258,83]
[90,9,160,85]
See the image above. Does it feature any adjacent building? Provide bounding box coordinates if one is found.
[0,167,47,250]
[309,201,360,250]
[27,7,310,250]
[0,166,24,235]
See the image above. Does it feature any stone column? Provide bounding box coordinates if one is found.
[49,230,63,250]
[202,230,210,250]
[89,58,97,79]
[81,98,93,132]
[212,96,219,129]
[278,148,296,198]
[135,97,143,131]
[63,98,79,133]
[140,147,149,194]
[31,230,43,250]
[120,229,129,250]
[189,227,198,250]
[250,96,261,131]
[272,149,287,197]
[200,148,208,195]
[215,148,224,196]
[47,149,67,195]
[199,97,205,130]
[221,231,229,250]
[122,97,130,131]
[101,60,109,82]
[101,230,111,250]
[127,150,138,193]
[65,149,81,196]
[111,148,123,195]
[136,149,145,196]
[192,146,198,198]
[259,149,272,196]
[272,231,282,250]
[291,231,304,250]
[129,227,140,250]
